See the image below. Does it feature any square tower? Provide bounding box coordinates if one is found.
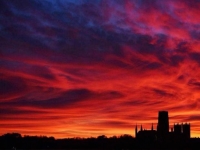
[157,111,169,139]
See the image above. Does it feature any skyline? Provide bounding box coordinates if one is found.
[1,0,200,138]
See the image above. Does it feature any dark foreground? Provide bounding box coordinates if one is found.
[1,133,200,149]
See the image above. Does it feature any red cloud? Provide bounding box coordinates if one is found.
[1,0,200,138]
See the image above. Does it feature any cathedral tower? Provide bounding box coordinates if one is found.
[157,111,169,139]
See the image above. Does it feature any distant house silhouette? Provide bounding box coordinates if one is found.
[135,111,190,141]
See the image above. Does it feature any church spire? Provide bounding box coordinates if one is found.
[135,124,138,138]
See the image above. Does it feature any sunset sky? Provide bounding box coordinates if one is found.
[1,0,200,138]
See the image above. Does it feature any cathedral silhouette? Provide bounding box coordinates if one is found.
[135,111,190,141]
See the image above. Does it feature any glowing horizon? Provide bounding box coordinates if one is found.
[1,0,200,138]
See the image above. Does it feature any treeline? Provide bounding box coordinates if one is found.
[0,133,136,149]
[1,133,200,149]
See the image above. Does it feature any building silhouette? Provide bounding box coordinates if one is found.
[157,111,169,140]
[135,111,190,141]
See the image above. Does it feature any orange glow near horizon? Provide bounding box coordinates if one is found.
[1,0,200,139]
